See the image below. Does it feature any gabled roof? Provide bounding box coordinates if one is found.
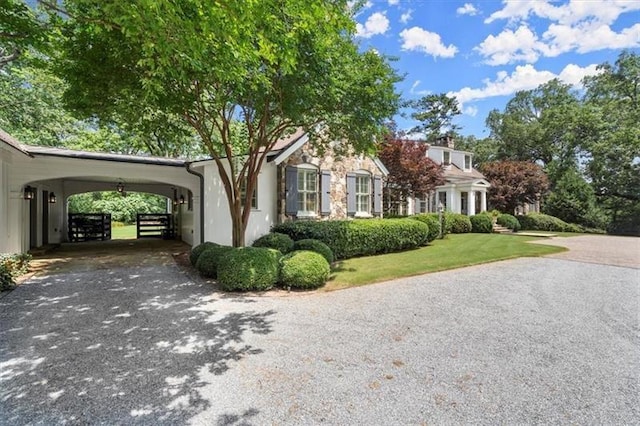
[0,128,32,157]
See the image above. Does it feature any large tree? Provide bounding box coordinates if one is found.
[480,161,549,214]
[45,0,400,246]
[406,93,460,141]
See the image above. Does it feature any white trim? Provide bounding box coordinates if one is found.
[372,157,389,176]
[273,134,310,165]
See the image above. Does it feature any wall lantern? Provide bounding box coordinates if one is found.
[23,185,35,200]
[48,192,57,203]
[116,181,125,193]
[179,194,185,205]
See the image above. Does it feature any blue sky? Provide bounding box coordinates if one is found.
[352,0,640,138]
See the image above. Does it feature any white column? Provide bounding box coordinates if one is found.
[481,191,487,212]
[469,190,476,216]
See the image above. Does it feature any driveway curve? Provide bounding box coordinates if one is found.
[1,238,638,424]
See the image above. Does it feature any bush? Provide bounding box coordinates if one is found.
[410,214,441,242]
[252,232,294,254]
[273,219,428,260]
[0,252,32,291]
[189,241,221,266]
[279,250,330,290]
[445,213,472,234]
[195,245,233,278]
[217,247,281,291]
[470,214,493,233]
[497,213,521,231]
[292,239,334,264]
[517,213,572,232]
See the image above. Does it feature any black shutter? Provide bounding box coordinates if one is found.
[373,175,382,215]
[320,170,331,216]
[285,166,298,215]
[346,172,356,216]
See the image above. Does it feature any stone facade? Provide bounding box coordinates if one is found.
[276,142,384,223]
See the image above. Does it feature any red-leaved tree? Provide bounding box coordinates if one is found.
[480,161,549,213]
[379,138,445,212]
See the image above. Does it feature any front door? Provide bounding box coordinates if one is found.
[461,192,468,215]
[42,190,49,245]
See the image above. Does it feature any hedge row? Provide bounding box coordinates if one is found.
[497,214,521,231]
[517,213,583,232]
[272,219,428,259]
[410,214,441,242]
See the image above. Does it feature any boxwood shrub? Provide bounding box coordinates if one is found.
[292,239,334,264]
[279,250,330,290]
[410,214,441,242]
[497,213,521,231]
[195,245,234,278]
[470,214,493,233]
[445,213,472,234]
[272,219,428,260]
[217,247,281,291]
[517,213,572,232]
[252,232,294,254]
[189,241,220,266]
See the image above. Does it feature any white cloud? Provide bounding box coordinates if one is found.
[388,0,399,5]
[409,80,431,96]
[475,25,546,65]
[400,9,413,24]
[448,63,602,105]
[400,27,458,58]
[457,3,478,16]
[356,12,390,38]
[463,105,479,117]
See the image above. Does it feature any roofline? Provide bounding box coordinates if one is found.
[25,146,187,167]
[272,133,310,165]
[0,129,33,157]
[373,157,389,176]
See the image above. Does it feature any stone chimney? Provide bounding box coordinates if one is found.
[435,135,455,149]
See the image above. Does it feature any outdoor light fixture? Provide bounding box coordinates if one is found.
[48,192,57,203]
[116,181,125,193]
[23,185,35,200]
[179,195,185,205]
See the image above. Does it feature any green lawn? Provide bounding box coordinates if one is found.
[327,233,566,291]
[111,224,137,239]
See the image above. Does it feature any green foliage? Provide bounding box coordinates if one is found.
[68,192,168,224]
[0,1,48,69]
[497,214,521,231]
[410,214,441,242]
[470,214,493,233]
[273,219,428,260]
[445,213,472,234]
[195,245,234,278]
[407,93,461,141]
[0,252,32,291]
[217,247,281,292]
[292,239,334,264]
[279,251,330,290]
[189,241,221,266]
[252,232,295,254]
[517,213,575,232]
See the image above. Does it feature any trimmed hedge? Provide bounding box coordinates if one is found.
[272,219,428,260]
[445,213,472,234]
[497,213,521,231]
[217,247,281,291]
[292,239,334,264]
[252,232,294,254]
[410,214,441,242]
[195,245,234,278]
[279,250,330,290]
[189,241,220,266]
[517,213,573,232]
[470,214,493,233]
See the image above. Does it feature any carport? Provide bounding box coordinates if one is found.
[0,129,203,253]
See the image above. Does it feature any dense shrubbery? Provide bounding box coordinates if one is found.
[195,245,234,278]
[252,232,294,254]
[517,213,574,232]
[470,214,493,233]
[189,241,220,266]
[279,251,330,289]
[0,253,32,291]
[445,213,472,234]
[410,214,441,242]
[497,214,521,231]
[217,247,281,291]
[292,239,334,264]
[272,219,428,259]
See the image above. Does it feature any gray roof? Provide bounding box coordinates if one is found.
[443,163,487,182]
[0,128,32,157]
[20,145,187,167]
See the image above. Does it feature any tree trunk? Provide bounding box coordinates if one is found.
[231,202,245,247]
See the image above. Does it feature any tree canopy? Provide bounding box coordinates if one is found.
[480,161,549,214]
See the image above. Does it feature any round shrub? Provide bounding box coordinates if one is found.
[217,247,280,291]
[189,241,220,266]
[497,214,521,231]
[279,250,330,290]
[445,213,472,233]
[517,213,570,232]
[293,239,334,263]
[470,214,493,233]
[411,214,441,242]
[252,232,294,254]
[195,245,234,278]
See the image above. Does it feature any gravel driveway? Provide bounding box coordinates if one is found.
[1,237,638,424]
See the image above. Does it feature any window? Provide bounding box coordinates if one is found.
[438,191,447,210]
[297,168,317,214]
[355,174,371,214]
[240,178,257,209]
[443,151,451,165]
[464,155,471,170]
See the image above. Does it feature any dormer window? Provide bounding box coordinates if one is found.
[443,151,451,165]
[464,155,471,171]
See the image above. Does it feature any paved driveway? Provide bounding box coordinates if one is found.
[1,237,638,424]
